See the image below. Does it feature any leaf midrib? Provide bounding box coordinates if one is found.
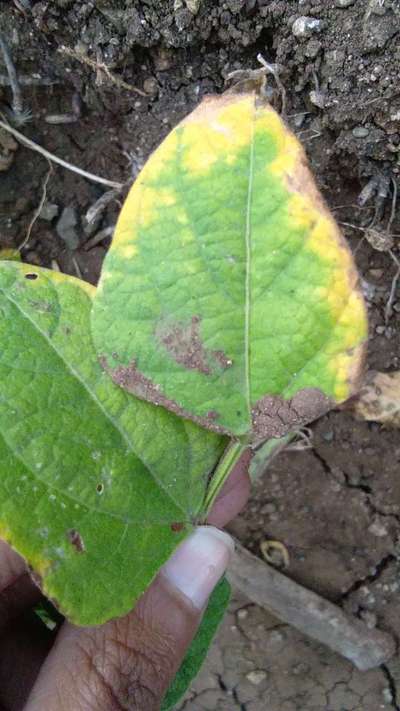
[244,102,256,426]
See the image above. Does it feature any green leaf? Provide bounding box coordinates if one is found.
[161,576,231,711]
[0,261,224,624]
[92,93,367,443]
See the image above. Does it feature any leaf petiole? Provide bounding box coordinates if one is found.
[203,439,248,517]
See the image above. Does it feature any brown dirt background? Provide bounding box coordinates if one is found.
[0,1,399,709]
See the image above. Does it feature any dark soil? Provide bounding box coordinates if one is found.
[1,1,400,709]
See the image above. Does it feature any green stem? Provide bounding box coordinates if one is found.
[203,440,247,517]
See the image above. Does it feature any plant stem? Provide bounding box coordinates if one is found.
[203,440,247,517]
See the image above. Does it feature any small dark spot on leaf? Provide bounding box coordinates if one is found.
[63,326,72,336]
[96,483,104,494]
[25,273,38,280]
[67,529,85,553]
[207,410,219,420]
[171,522,185,532]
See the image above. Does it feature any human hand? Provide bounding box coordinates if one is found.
[0,454,250,711]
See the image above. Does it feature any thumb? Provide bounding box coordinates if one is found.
[25,527,234,711]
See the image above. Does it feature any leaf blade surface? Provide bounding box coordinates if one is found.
[92,94,367,440]
[0,262,224,624]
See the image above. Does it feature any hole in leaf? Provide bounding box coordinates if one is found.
[96,483,104,495]
[25,273,38,280]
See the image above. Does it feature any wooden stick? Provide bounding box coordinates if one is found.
[228,542,397,671]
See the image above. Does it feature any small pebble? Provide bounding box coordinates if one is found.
[335,0,355,6]
[376,325,386,334]
[383,687,394,704]
[369,268,384,279]
[237,608,248,620]
[352,126,370,138]
[368,520,388,537]
[292,662,310,675]
[393,302,400,313]
[39,202,59,221]
[309,89,325,108]
[246,670,267,685]
[321,430,334,442]
[361,279,376,302]
[260,502,277,515]
[292,16,322,39]
[56,206,80,250]
[186,0,201,13]
[143,77,158,95]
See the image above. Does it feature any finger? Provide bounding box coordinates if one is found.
[0,540,43,629]
[207,447,252,527]
[25,527,234,711]
[0,541,57,709]
[0,539,26,589]
[0,611,54,711]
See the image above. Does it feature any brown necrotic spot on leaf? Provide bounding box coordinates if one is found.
[99,356,229,436]
[67,529,85,553]
[206,410,220,421]
[251,388,333,442]
[25,273,38,280]
[156,315,211,375]
[170,522,185,532]
[156,316,233,376]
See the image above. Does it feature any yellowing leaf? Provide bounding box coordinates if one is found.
[92,93,367,443]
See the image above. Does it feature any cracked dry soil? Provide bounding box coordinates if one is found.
[0,1,400,710]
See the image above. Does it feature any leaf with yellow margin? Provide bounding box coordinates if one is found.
[0,261,224,625]
[92,93,367,443]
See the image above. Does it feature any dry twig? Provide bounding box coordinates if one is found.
[0,118,124,189]
[0,32,23,115]
[385,250,400,323]
[18,161,53,251]
[228,542,396,671]
[257,53,287,116]
[58,45,147,97]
